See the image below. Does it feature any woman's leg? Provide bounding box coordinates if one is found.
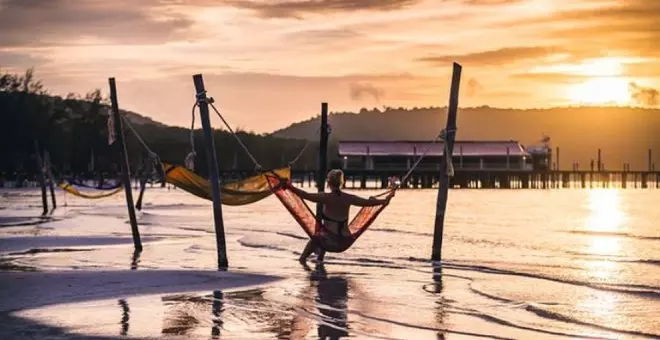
[299,239,316,263]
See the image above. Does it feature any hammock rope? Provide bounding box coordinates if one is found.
[120,115,157,159]
[205,96,262,170]
[186,101,197,170]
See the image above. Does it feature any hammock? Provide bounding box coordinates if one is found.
[265,174,391,253]
[58,182,123,199]
[163,163,291,206]
[64,178,122,190]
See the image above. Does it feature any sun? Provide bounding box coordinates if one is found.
[567,76,631,105]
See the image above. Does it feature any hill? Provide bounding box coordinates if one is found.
[272,106,660,171]
[0,69,315,180]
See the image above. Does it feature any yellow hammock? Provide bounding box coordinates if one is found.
[162,163,290,206]
[58,183,123,199]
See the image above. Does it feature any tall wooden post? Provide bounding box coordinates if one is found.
[459,145,463,169]
[431,62,461,262]
[597,149,602,171]
[108,78,142,252]
[556,147,560,171]
[44,150,57,210]
[649,149,653,172]
[34,141,48,215]
[192,74,228,269]
[317,103,329,218]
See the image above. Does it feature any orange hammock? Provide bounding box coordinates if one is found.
[266,174,391,253]
[163,163,290,206]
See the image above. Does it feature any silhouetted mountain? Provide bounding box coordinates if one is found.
[1,69,316,181]
[272,106,660,171]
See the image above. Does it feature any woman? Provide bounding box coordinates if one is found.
[288,169,394,263]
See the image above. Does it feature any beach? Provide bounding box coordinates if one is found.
[0,186,658,339]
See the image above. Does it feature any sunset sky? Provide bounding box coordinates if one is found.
[1,0,658,132]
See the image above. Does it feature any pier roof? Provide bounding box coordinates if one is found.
[338,140,530,157]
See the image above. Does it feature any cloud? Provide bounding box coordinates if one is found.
[466,77,483,97]
[0,51,48,69]
[224,0,420,19]
[629,82,659,106]
[349,83,384,102]
[0,0,193,47]
[418,46,563,67]
[509,72,590,84]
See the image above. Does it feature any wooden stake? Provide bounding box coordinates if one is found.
[108,78,142,252]
[44,150,57,210]
[431,62,462,262]
[34,140,48,215]
[316,103,329,218]
[192,74,228,269]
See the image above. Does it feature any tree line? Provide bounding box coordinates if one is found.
[0,69,333,185]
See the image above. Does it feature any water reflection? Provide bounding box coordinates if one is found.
[118,299,129,336]
[432,265,447,340]
[211,291,223,339]
[581,189,623,324]
[310,264,349,340]
[585,189,624,233]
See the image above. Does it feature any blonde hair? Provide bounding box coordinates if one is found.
[326,169,344,191]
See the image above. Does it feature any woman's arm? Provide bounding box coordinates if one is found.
[289,185,328,203]
[345,192,393,207]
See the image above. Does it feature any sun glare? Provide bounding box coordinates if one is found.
[567,77,630,105]
[585,189,624,232]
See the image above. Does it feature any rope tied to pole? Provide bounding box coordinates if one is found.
[119,115,157,159]
[203,96,262,170]
[397,128,457,186]
[186,101,198,171]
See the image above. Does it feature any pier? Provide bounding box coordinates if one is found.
[279,169,660,190]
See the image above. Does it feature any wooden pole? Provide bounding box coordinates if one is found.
[108,78,142,252]
[44,150,57,210]
[556,147,560,171]
[192,74,228,269]
[597,148,602,171]
[649,149,652,172]
[34,140,48,215]
[431,62,461,262]
[135,160,150,211]
[317,103,329,218]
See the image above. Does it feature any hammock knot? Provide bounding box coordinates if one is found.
[195,91,215,105]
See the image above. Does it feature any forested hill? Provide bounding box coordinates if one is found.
[0,69,316,179]
[272,106,660,170]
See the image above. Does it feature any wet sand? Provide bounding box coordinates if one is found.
[0,186,659,339]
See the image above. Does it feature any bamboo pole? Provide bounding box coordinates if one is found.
[431,62,462,262]
[108,78,142,252]
[34,140,48,215]
[192,74,228,269]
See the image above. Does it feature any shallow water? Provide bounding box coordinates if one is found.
[0,186,659,339]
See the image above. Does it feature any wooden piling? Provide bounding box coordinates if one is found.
[649,149,653,172]
[34,141,48,215]
[44,150,57,210]
[109,78,142,252]
[316,103,329,218]
[431,62,461,262]
[192,74,228,269]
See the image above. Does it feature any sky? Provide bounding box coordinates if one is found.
[1,0,659,133]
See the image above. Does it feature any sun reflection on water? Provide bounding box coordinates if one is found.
[585,189,624,233]
[580,189,625,323]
